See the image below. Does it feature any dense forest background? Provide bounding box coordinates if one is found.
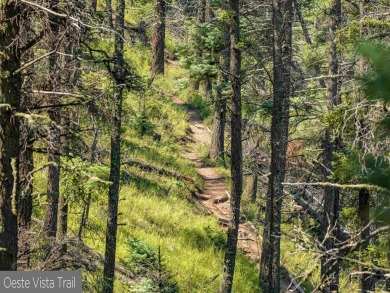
[0,0,389,292]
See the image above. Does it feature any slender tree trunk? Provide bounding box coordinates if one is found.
[320,0,342,290]
[0,0,21,271]
[43,1,61,238]
[259,0,293,291]
[209,96,227,161]
[151,0,166,74]
[245,173,258,202]
[358,187,373,292]
[57,115,70,254]
[209,29,229,161]
[44,114,61,238]
[218,0,242,290]
[57,194,68,253]
[103,0,126,291]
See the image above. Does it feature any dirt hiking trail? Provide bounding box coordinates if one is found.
[171,95,302,293]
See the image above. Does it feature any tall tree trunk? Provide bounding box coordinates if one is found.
[103,0,126,291]
[259,0,293,291]
[151,0,166,75]
[43,0,61,238]
[209,28,229,161]
[218,0,242,290]
[0,0,21,271]
[320,0,342,290]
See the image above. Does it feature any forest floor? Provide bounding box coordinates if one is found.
[171,95,298,293]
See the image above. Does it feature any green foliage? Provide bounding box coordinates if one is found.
[188,63,219,81]
[360,43,390,103]
[187,94,212,119]
[121,237,156,273]
[131,113,155,136]
[334,151,390,191]
[61,158,110,205]
[178,22,224,82]
[258,100,273,116]
[215,8,235,24]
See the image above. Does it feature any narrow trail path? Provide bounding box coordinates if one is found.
[171,95,299,293]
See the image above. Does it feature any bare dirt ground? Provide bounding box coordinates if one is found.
[171,95,300,293]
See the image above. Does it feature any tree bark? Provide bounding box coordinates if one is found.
[0,0,22,271]
[103,0,126,291]
[320,0,342,290]
[218,0,242,290]
[43,0,62,238]
[57,115,70,254]
[259,0,293,291]
[151,0,166,74]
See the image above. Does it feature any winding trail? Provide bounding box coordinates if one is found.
[171,95,300,293]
